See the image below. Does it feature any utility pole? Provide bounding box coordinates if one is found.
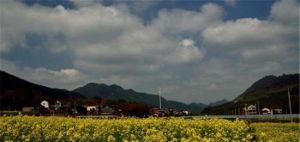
[288,88,292,114]
[158,88,161,109]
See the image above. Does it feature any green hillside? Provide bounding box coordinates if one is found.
[73,83,206,114]
[202,74,299,115]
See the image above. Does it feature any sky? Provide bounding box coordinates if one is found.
[0,0,299,104]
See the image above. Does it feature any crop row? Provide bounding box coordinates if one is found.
[0,116,252,142]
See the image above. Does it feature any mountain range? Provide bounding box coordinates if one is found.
[0,71,206,113]
[73,83,206,113]
[202,74,299,114]
[0,71,84,110]
[1,70,299,114]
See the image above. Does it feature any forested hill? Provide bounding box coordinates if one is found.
[73,83,206,113]
[202,74,299,114]
[0,70,84,110]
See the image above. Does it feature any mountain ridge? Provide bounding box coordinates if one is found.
[0,70,84,110]
[73,82,206,113]
[2,70,298,115]
[0,71,206,114]
[202,73,300,114]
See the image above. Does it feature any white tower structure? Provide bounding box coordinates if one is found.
[158,88,162,109]
[288,88,292,114]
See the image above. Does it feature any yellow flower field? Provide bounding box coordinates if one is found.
[0,116,252,142]
[251,122,300,142]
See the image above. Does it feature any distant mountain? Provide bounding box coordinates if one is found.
[234,74,299,102]
[0,71,84,110]
[0,71,206,114]
[73,83,206,114]
[202,74,300,114]
[208,99,229,107]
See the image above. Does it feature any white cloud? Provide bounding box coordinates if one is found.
[27,68,86,84]
[166,39,205,64]
[0,59,86,89]
[224,0,237,6]
[0,0,208,91]
[181,39,195,47]
[163,0,298,103]
[152,3,223,35]
[203,18,295,50]
[203,0,298,65]
[0,0,298,103]
[270,0,299,25]
[241,45,287,62]
[0,0,141,52]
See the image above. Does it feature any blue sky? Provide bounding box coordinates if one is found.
[0,0,298,104]
[21,0,275,21]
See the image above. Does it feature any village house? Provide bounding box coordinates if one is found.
[41,100,49,109]
[262,107,272,114]
[244,104,257,115]
[261,107,282,114]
